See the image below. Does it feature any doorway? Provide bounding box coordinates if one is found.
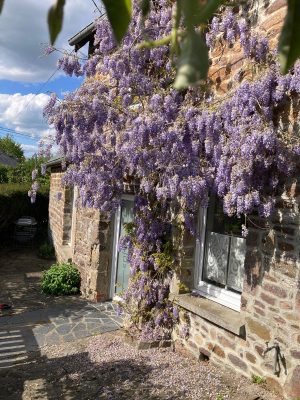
[110,195,134,299]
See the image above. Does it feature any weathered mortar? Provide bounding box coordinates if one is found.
[172,185,300,397]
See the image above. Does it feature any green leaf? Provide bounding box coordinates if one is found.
[0,0,4,14]
[47,0,65,45]
[199,0,224,23]
[141,0,150,17]
[102,0,132,43]
[174,31,209,90]
[181,0,223,26]
[278,0,300,74]
[181,0,202,26]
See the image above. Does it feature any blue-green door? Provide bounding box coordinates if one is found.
[114,198,134,295]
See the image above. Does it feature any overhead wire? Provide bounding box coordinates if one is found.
[12,66,59,122]
[0,126,39,141]
[0,66,59,144]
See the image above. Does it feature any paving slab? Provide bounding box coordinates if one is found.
[0,247,122,370]
[0,301,121,368]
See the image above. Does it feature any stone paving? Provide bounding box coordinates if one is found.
[0,301,122,369]
[0,246,122,370]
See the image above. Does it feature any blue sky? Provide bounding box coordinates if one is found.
[0,0,99,157]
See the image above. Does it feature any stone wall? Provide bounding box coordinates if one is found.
[209,0,287,95]
[48,168,114,302]
[172,181,300,398]
[48,169,72,262]
[171,1,300,398]
[72,206,113,302]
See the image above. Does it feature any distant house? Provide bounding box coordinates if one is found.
[0,151,18,167]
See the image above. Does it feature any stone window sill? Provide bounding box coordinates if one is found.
[170,293,245,336]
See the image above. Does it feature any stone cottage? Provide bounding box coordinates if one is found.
[47,1,299,398]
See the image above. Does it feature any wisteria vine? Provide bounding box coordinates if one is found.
[42,1,300,340]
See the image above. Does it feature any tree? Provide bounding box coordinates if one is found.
[7,155,49,185]
[0,135,24,162]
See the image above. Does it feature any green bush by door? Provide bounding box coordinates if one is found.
[41,262,80,295]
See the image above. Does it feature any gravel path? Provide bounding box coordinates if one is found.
[0,331,282,400]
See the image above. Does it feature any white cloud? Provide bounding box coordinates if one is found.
[0,93,56,157]
[0,0,97,82]
[0,93,51,135]
[21,144,39,158]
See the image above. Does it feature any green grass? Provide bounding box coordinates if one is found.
[252,374,266,384]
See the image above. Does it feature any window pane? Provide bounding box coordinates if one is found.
[227,236,246,291]
[202,197,246,293]
[115,199,134,294]
[204,232,229,286]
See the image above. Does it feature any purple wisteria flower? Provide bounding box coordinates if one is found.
[41,0,300,342]
[241,224,248,238]
[31,169,38,181]
[41,164,47,176]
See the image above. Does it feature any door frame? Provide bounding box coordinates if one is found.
[110,194,135,300]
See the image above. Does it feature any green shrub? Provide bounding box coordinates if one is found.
[0,165,9,183]
[41,262,80,296]
[38,242,55,259]
[6,156,49,185]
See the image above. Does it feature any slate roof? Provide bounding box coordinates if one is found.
[0,151,19,167]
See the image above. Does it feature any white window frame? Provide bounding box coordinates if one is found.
[110,194,134,300]
[194,207,243,312]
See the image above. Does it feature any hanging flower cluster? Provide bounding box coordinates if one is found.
[206,9,269,62]
[119,195,179,341]
[43,1,300,340]
[28,180,39,204]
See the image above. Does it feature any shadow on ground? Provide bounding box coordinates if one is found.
[0,246,127,399]
[0,246,56,315]
[0,349,184,400]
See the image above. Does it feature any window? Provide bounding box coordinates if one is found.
[194,197,246,311]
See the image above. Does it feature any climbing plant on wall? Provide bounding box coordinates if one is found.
[43,0,300,340]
